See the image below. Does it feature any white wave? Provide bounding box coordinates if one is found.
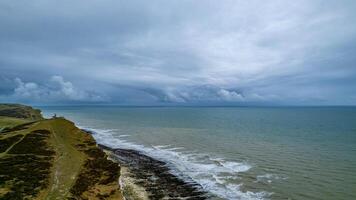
[153,144,172,149]
[165,147,185,151]
[220,161,251,173]
[117,134,130,138]
[81,126,270,200]
[256,174,287,183]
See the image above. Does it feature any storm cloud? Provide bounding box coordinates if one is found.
[1,0,356,105]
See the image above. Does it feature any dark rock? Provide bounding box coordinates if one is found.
[98,145,209,199]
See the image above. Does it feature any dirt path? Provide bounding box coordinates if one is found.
[0,134,25,158]
[40,119,86,200]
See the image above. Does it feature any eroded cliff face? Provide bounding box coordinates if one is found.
[0,104,123,200]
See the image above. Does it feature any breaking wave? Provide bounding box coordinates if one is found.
[80,126,269,200]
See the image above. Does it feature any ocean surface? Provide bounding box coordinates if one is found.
[40,106,356,200]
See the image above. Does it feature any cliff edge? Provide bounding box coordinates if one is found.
[0,104,123,200]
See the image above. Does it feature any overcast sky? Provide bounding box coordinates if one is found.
[1,0,356,105]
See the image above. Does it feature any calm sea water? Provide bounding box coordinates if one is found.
[40,106,356,200]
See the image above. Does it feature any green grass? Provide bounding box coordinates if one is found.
[0,104,42,120]
[0,116,30,131]
[0,103,40,132]
[0,103,123,200]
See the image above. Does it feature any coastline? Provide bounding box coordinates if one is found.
[83,129,209,200]
[38,105,275,200]
[0,104,209,199]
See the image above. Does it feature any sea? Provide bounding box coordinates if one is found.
[40,106,356,200]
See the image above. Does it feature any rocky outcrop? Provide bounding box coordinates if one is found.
[100,145,209,200]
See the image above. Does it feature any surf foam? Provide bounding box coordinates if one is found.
[80,126,269,200]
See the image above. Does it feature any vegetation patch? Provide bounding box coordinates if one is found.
[0,117,30,132]
[8,130,54,156]
[0,128,54,199]
[0,104,42,120]
[0,122,36,134]
[0,135,23,153]
[70,146,120,199]
[0,154,53,199]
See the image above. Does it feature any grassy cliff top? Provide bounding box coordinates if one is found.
[0,104,123,200]
[0,104,43,120]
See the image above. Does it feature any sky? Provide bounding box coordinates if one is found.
[1,0,356,106]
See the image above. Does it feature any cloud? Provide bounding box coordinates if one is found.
[2,76,107,104]
[217,89,244,102]
[0,0,356,105]
[142,85,263,104]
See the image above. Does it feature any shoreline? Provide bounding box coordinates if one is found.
[41,108,269,200]
[102,145,208,200]
[83,129,210,199]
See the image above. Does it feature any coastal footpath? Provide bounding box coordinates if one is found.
[0,104,123,199]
